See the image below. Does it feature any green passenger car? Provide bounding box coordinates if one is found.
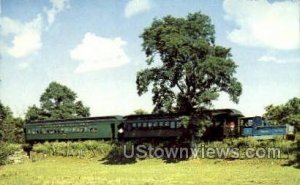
[24,116,123,142]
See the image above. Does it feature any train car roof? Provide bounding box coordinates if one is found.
[240,116,262,119]
[209,109,244,117]
[125,108,243,120]
[125,113,183,120]
[26,109,243,124]
[27,115,123,124]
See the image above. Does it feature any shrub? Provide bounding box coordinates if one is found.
[195,137,297,159]
[102,142,136,164]
[32,140,112,158]
[0,143,22,165]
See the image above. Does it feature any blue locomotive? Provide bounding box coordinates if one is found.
[239,116,295,139]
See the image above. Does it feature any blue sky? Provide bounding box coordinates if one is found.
[0,0,299,117]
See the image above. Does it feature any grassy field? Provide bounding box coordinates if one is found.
[0,157,299,185]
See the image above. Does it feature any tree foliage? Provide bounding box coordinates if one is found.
[137,12,242,137]
[0,101,24,143]
[25,82,90,122]
[137,12,242,114]
[134,109,149,115]
[264,97,300,127]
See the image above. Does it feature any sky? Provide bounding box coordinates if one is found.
[0,0,299,118]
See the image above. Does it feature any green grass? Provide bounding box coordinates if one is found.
[0,157,299,185]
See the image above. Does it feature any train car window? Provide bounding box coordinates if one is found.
[159,122,164,127]
[170,121,176,129]
[247,120,253,126]
[90,128,97,133]
[153,122,158,127]
[149,122,153,127]
[132,123,137,128]
[143,122,147,127]
[164,122,169,127]
[137,123,142,128]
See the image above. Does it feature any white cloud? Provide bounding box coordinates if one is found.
[223,0,299,50]
[0,15,42,58]
[0,0,70,59]
[125,0,151,18]
[45,0,70,25]
[70,32,130,73]
[0,17,22,36]
[258,55,300,64]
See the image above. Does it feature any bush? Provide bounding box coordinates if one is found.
[196,137,297,159]
[102,142,136,164]
[0,143,22,165]
[32,140,112,158]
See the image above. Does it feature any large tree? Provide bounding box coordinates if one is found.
[137,12,241,113]
[137,12,242,137]
[264,97,300,127]
[25,82,90,121]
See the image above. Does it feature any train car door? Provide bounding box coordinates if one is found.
[110,124,115,140]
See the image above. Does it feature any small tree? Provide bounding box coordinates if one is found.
[0,101,24,143]
[133,109,149,115]
[25,82,90,121]
[264,97,300,127]
[137,12,242,137]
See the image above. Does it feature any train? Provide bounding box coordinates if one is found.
[24,109,295,143]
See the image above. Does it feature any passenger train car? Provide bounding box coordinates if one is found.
[25,116,122,142]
